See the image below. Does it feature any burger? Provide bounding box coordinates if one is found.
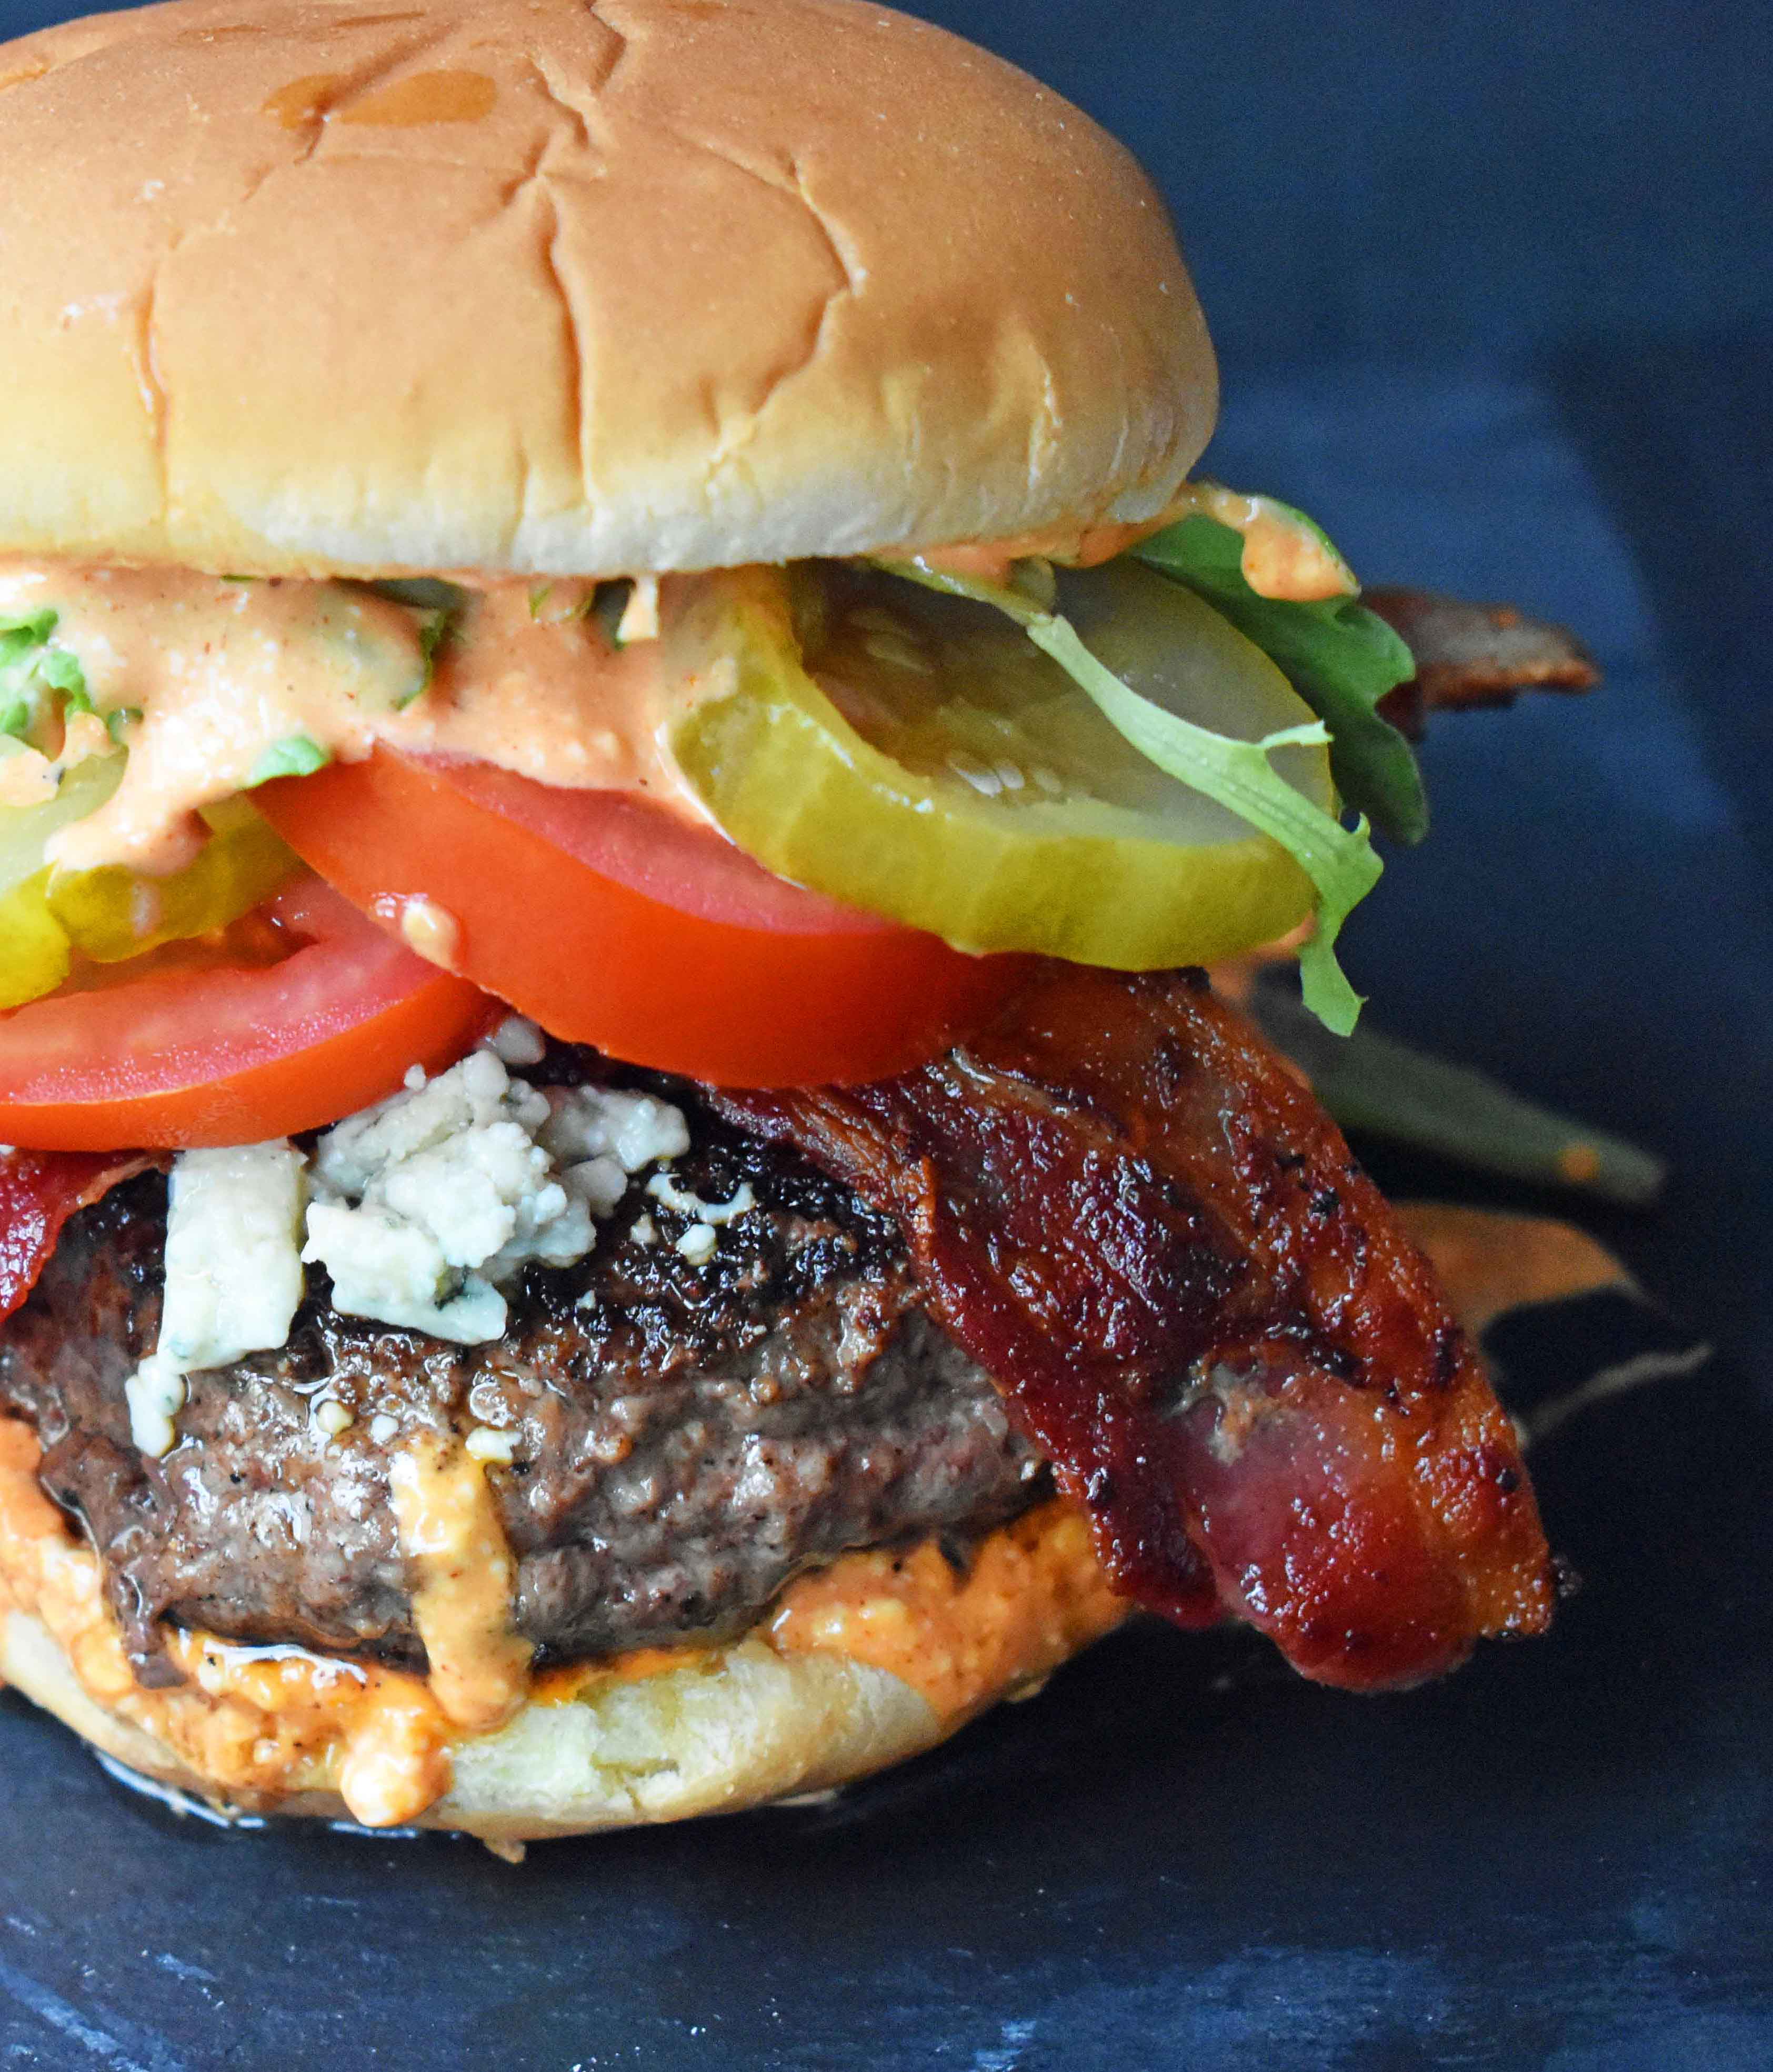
[0,0,1558,1846]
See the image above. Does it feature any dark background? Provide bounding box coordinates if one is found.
[1,2,1770,2067]
[931,0,1773,375]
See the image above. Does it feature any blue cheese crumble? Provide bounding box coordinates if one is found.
[124,1143,307,1457]
[305,1047,591,1343]
[124,1025,692,1457]
[305,1049,689,1340]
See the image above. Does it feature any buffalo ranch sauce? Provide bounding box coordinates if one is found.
[0,1415,528,1827]
[766,1499,1128,1727]
[0,563,721,876]
[5,482,1352,876]
[913,482,1358,604]
[0,1414,456,1825]
[387,1434,533,1736]
[0,1410,1120,1825]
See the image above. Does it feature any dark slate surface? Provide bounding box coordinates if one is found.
[1,0,1771,2063]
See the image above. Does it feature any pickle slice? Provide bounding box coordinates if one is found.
[666,563,1333,969]
[0,754,123,1008]
[0,758,300,1010]
[47,798,300,963]
[0,748,122,892]
[0,875,75,1009]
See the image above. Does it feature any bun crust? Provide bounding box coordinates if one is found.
[0,0,1215,578]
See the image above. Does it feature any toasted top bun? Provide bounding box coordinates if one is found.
[0,0,1215,579]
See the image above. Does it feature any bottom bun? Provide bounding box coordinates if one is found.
[0,1417,1128,1843]
[1,1608,952,1843]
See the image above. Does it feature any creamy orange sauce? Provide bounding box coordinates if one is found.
[0,564,723,874]
[388,1436,533,1735]
[539,1506,1130,1730]
[0,1416,455,1825]
[333,1682,456,1830]
[914,517,1175,584]
[0,1409,1129,1825]
[3,496,1349,880]
[768,1499,1129,1728]
[909,483,1355,603]
[386,893,465,972]
[532,1644,722,1707]
[1171,483,1357,603]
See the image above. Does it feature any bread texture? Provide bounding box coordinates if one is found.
[0,0,1216,578]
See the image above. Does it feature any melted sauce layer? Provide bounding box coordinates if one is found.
[389,1436,533,1735]
[916,484,1357,603]
[1,491,1345,883]
[0,1416,455,1825]
[768,1499,1128,1728]
[0,1414,1126,1823]
[0,565,718,875]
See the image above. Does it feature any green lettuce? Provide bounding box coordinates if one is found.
[0,609,95,749]
[246,734,332,787]
[1133,513,1428,845]
[362,580,465,706]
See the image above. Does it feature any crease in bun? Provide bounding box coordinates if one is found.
[0,0,1215,577]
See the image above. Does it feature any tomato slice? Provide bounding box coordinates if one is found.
[256,750,1022,1085]
[0,876,491,1150]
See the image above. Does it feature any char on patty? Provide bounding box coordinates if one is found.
[0,1091,1043,1686]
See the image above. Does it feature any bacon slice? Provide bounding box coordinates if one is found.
[1366,586,1600,737]
[0,1150,156,1324]
[715,965,1554,1690]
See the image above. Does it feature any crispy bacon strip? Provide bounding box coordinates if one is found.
[1367,586,1600,737]
[0,1150,156,1324]
[715,965,1555,1690]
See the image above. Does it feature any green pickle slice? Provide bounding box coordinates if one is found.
[665,561,1334,969]
[46,797,298,963]
[0,758,300,1010]
[0,754,124,1009]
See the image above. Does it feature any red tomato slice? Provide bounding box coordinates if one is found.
[0,876,492,1150]
[256,750,1022,1085]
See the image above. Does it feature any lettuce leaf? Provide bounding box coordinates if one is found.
[875,557,1382,1034]
[1133,514,1428,846]
[0,609,94,750]
[246,734,331,786]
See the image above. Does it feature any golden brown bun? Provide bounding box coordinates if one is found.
[0,0,1215,579]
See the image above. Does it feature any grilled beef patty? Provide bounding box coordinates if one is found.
[0,1095,1042,1686]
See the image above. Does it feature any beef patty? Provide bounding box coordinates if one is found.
[0,1093,1043,1686]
